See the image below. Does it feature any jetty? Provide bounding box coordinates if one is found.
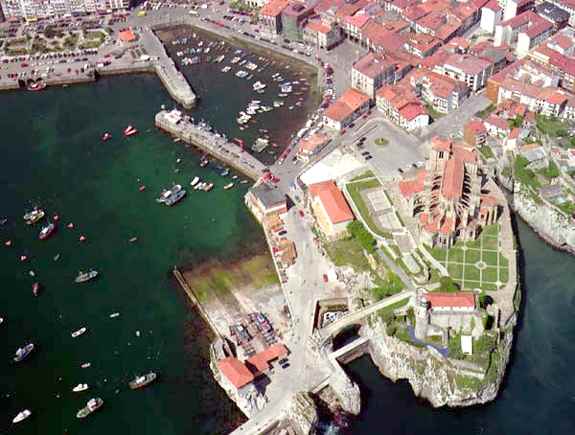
[155,109,267,180]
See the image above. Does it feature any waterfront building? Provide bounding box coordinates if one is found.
[308,180,354,240]
[217,357,256,391]
[324,87,370,130]
[0,0,129,20]
[245,183,287,224]
[350,52,411,100]
[398,136,499,248]
[259,0,289,35]
[424,292,476,313]
[281,1,315,41]
[302,18,342,50]
[296,132,331,162]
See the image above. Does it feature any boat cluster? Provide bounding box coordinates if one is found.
[100,125,138,142]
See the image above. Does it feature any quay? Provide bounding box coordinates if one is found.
[155,109,268,180]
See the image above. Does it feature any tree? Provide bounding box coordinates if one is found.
[508,116,524,129]
[439,276,459,292]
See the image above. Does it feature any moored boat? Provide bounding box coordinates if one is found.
[157,184,187,206]
[109,312,120,318]
[13,343,34,363]
[38,222,56,240]
[23,208,45,225]
[71,327,87,338]
[76,397,103,419]
[129,372,158,390]
[72,383,89,392]
[12,409,31,424]
[27,80,46,92]
[123,125,138,137]
[32,282,41,296]
[81,362,91,369]
[190,176,200,187]
[75,270,98,284]
[224,183,235,190]
[101,132,112,142]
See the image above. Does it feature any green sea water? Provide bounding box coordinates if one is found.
[0,70,299,434]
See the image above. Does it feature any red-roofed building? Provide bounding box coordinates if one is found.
[259,0,289,34]
[308,180,355,239]
[324,88,370,130]
[118,29,136,43]
[409,69,469,114]
[403,33,442,58]
[376,83,430,131]
[351,52,412,99]
[245,344,289,374]
[434,53,494,91]
[484,113,511,137]
[303,18,342,49]
[464,118,487,146]
[424,292,476,312]
[398,136,498,247]
[217,357,255,390]
[296,132,331,162]
[494,11,554,57]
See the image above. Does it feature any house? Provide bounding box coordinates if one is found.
[484,113,511,137]
[259,0,289,35]
[536,2,570,30]
[350,51,411,99]
[376,84,430,131]
[403,33,442,58]
[424,292,476,313]
[308,180,355,239]
[302,18,342,49]
[217,357,255,391]
[464,118,487,146]
[494,11,554,57]
[480,0,503,34]
[245,344,289,374]
[281,1,315,40]
[297,132,331,162]
[409,69,469,114]
[434,53,493,92]
[324,88,371,130]
[245,183,287,223]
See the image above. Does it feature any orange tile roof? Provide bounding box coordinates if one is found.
[325,88,370,122]
[399,169,426,198]
[246,344,289,374]
[305,19,332,34]
[309,180,355,224]
[340,87,370,109]
[431,136,452,152]
[217,357,254,389]
[441,158,465,200]
[119,29,136,42]
[298,132,330,154]
[260,0,289,17]
[425,292,476,308]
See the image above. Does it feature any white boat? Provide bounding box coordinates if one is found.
[109,312,120,318]
[190,176,200,187]
[230,56,241,64]
[235,70,248,78]
[72,383,89,392]
[253,81,266,91]
[81,362,91,369]
[71,327,87,338]
[221,66,231,73]
[224,183,235,190]
[12,410,31,424]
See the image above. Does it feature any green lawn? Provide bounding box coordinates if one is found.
[429,224,509,291]
[325,237,370,272]
[346,180,392,239]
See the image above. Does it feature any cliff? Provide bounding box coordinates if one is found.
[513,187,575,255]
[365,316,515,408]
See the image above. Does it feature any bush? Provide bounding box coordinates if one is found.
[541,161,560,179]
[514,155,541,189]
[347,221,376,253]
[439,276,459,292]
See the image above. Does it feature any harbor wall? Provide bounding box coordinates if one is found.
[155,110,267,180]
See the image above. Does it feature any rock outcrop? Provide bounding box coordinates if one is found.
[513,188,575,254]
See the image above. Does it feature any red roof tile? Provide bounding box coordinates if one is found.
[260,0,289,17]
[246,344,289,374]
[309,180,355,224]
[217,357,254,389]
[425,292,476,308]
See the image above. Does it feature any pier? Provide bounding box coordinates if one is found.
[155,109,268,180]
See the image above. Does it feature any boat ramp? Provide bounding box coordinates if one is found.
[155,109,267,180]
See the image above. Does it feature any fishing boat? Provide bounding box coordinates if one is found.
[129,372,158,390]
[221,66,231,73]
[220,169,230,177]
[32,282,41,296]
[224,183,234,190]
[235,70,248,78]
[203,182,214,192]
[109,312,120,318]
[12,409,31,424]
[27,80,46,92]
[23,209,45,225]
[75,270,98,284]
[123,125,138,137]
[72,383,89,392]
[199,158,209,168]
[13,343,34,363]
[101,132,112,142]
[253,81,266,91]
[190,176,200,187]
[129,237,138,243]
[76,397,103,419]
[71,327,87,338]
[81,362,91,369]
[157,184,186,206]
[38,222,56,240]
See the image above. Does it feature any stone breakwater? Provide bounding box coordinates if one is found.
[513,187,575,255]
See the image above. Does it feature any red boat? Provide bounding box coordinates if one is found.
[101,132,112,142]
[27,80,47,92]
[123,125,138,137]
[32,282,41,296]
[38,223,56,240]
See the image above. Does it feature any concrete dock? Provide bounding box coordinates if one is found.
[155,109,268,180]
